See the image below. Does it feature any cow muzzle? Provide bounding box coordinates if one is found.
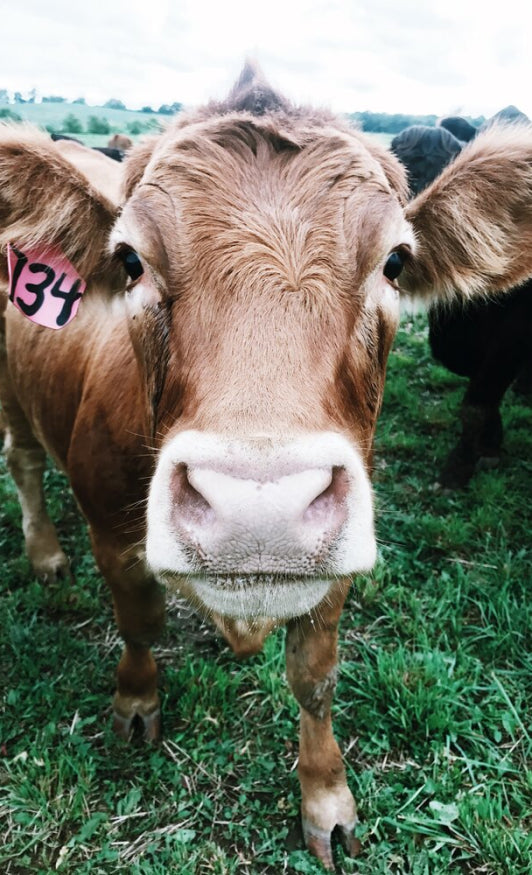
[146,431,376,618]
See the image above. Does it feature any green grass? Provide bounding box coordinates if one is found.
[1,313,531,874]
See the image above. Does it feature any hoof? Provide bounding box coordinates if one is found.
[302,817,360,871]
[141,707,161,742]
[113,710,135,740]
[303,822,335,870]
[34,552,72,584]
[112,705,161,742]
[336,823,362,857]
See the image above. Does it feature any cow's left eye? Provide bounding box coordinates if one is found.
[383,251,404,281]
[119,249,144,281]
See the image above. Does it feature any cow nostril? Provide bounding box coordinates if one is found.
[303,466,349,529]
[171,463,214,526]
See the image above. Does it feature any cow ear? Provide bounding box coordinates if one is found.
[399,125,532,300]
[0,125,120,287]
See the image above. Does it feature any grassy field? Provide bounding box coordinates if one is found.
[1,312,531,874]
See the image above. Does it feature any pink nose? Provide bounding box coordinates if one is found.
[170,463,349,573]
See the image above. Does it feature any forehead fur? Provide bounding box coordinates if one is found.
[122,65,408,208]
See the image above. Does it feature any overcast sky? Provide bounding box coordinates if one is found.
[1,0,531,118]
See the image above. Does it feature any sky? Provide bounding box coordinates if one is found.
[1,0,531,119]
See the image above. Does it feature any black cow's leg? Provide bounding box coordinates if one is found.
[513,350,532,397]
[439,401,503,488]
[439,313,530,488]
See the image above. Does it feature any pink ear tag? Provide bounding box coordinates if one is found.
[7,243,86,329]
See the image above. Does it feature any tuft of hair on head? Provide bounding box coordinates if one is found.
[224,60,291,116]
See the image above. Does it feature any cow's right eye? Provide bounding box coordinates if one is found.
[120,249,144,281]
[383,250,404,281]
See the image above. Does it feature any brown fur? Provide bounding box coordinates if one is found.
[52,138,124,206]
[121,135,160,199]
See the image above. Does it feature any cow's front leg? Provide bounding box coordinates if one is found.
[3,423,70,581]
[92,536,165,741]
[286,585,360,871]
[1,326,69,580]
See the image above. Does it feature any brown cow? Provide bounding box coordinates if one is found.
[108,132,133,152]
[2,67,532,869]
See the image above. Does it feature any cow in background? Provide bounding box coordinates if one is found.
[2,68,532,869]
[438,106,529,143]
[108,132,133,152]
[390,124,462,194]
[392,108,532,487]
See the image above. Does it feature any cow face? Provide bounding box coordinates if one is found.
[110,115,415,620]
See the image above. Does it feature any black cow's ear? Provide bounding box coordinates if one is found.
[0,125,119,288]
[399,124,532,301]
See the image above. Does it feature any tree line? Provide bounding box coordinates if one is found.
[0,90,182,116]
[349,110,486,133]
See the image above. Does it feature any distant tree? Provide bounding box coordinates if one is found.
[14,92,26,104]
[28,88,37,104]
[104,98,127,110]
[73,97,86,105]
[62,113,84,134]
[0,89,9,105]
[87,115,111,135]
[0,107,21,121]
[349,110,439,134]
[42,95,67,103]
[158,101,183,115]
[140,105,154,114]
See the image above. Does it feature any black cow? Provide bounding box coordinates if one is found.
[390,125,462,195]
[391,110,532,487]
